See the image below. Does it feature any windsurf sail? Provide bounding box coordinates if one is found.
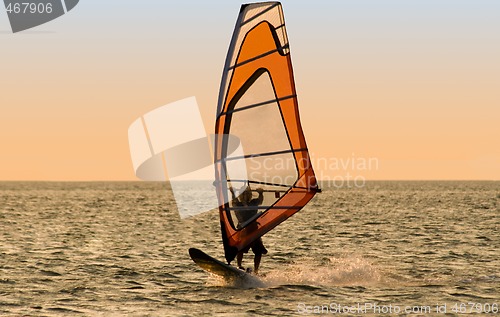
[214,2,320,263]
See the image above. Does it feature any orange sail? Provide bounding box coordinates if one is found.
[214,2,320,263]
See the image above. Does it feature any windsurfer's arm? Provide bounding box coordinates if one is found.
[256,188,264,205]
[228,186,236,200]
[228,186,240,206]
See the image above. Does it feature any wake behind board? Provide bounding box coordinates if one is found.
[189,248,264,287]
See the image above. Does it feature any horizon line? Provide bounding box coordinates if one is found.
[0,179,498,182]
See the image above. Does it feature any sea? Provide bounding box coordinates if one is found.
[0,181,498,316]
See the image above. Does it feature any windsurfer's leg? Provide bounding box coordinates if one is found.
[254,253,262,274]
[237,251,244,269]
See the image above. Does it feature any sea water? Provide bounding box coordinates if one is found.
[0,181,498,316]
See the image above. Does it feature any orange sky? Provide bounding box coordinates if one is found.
[0,1,498,181]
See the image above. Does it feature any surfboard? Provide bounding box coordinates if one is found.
[189,248,265,287]
[189,248,249,280]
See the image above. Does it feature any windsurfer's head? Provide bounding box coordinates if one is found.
[239,185,252,204]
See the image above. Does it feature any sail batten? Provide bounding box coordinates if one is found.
[228,44,290,70]
[228,205,302,211]
[215,2,319,263]
[221,94,296,116]
[227,179,309,189]
[220,148,308,162]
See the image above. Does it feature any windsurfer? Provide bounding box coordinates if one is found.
[229,185,268,274]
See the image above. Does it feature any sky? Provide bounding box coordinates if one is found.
[0,0,499,181]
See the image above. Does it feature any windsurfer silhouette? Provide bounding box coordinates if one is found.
[229,185,268,274]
